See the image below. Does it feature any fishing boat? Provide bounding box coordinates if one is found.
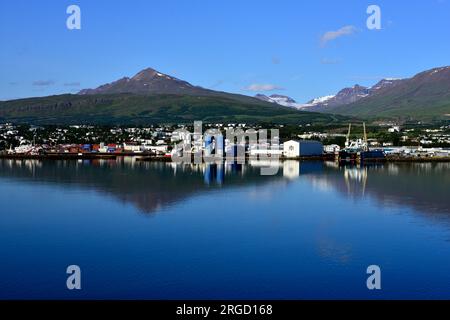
[338,123,386,163]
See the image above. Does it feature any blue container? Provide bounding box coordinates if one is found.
[299,141,323,156]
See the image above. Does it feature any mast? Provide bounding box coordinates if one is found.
[346,123,352,148]
[363,122,368,151]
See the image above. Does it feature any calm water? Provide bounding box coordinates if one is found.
[0,158,449,299]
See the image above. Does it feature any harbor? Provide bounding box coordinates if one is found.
[1,122,450,164]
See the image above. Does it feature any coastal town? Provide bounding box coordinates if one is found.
[2,0,450,304]
[1,122,449,161]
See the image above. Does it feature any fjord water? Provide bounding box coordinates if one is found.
[0,159,449,299]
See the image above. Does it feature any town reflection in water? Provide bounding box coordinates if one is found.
[0,158,449,219]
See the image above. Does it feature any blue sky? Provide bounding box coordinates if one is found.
[0,0,449,102]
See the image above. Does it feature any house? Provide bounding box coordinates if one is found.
[143,145,168,154]
[283,140,323,158]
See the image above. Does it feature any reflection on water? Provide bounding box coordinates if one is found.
[1,158,449,217]
[0,158,450,299]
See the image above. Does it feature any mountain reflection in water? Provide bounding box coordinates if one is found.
[1,158,450,299]
[0,158,449,219]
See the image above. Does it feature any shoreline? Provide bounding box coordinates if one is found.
[0,153,171,162]
[1,152,450,163]
[385,156,450,163]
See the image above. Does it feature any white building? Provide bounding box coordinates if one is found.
[284,140,301,158]
[143,145,168,154]
[123,143,143,152]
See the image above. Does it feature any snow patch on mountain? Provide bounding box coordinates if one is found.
[255,94,304,109]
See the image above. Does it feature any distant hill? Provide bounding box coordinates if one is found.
[0,68,345,125]
[301,66,450,121]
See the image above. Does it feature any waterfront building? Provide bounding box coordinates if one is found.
[123,143,143,153]
[283,140,323,158]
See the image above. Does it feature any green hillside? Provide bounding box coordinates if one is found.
[330,67,450,121]
[0,93,346,125]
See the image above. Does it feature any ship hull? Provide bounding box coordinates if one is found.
[338,150,358,163]
[360,150,386,162]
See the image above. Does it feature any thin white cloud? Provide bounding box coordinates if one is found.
[320,25,357,47]
[272,56,281,65]
[64,82,81,87]
[209,80,224,89]
[33,80,55,86]
[244,83,284,92]
[321,58,341,65]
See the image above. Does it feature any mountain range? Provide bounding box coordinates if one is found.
[329,67,450,120]
[255,66,450,121]
[0,68,343,125]
[298,79,402,111]
[1,66,449,124]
